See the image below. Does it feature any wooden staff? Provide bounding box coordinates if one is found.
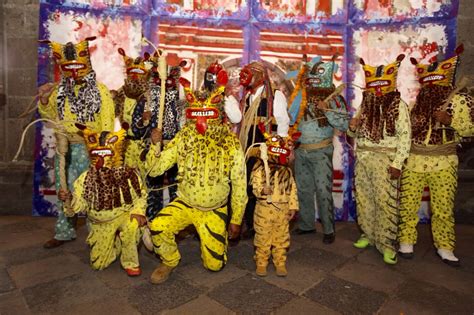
[155,50,167,156]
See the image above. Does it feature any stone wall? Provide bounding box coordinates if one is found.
[0,0,473,215]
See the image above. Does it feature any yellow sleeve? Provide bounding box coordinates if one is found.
[229,144,248,225]
[391,100,412,170]
[146,136,179,177]
[67,171,89,215]
[38,87,59,120]
[97,83,116,131]
[251,163,265,199]
[451,93,474,137]
[289,175,299,211]
[129,173,147,217]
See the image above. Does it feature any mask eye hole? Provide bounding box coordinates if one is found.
[88,135,96,143]
[442,63,452,70]
[107,136,118,144]
[386,67,394,75]
[417,68,424,74]
[271,137,278,142]
[364,71,372,77]
[79,50,88,57]
[318,68,325,74]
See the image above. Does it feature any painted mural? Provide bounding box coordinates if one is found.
[34,0,460,222]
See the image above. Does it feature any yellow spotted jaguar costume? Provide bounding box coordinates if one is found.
[145,77,247,283]
[64,121,146,276]
[398,45,474,266]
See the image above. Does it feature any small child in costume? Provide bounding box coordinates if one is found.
[60,120,147,276]
[250,124,299,277]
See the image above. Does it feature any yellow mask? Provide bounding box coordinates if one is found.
[77,120,127,169]
[361,54,405,95]
[118,48,150,81]
[411,45,463,87]
[47,37,96,80]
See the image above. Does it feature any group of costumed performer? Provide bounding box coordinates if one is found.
[237,61,290,239]
[287,54,349,243]
[59,120,147,276]
[248,123,299,277]
[37,37,115,248]
[144,66,248,284]
[398,45,474,266]
[112,48,182,221]
[349,54,411,265]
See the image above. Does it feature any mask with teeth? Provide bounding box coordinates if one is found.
[361,54,405,96]
[411,44,463,88]
[118,48,151,99]
[47,37,96,81]
[76,119,128,170]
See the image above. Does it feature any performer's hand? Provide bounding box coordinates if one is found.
[316,100,329,110]
[131,214,147,227]
[179,77,191,89]
[38,83,56,105]
[349,117,360,132]
[388,166,401,180]
[262,185,273,195]
[58,188,72,202]
[286,210,296,221]
[150,128,162,145]
[433,110,452,125]
[142,111,152,122]
[228,223,241,240]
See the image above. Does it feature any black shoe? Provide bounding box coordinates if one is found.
[241,229,255,240]
[441,258,460,267]
[398,252,414,259]
[292,228,316,235]
[322,233,335,244]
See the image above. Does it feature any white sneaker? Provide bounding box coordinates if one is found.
[437,248,460,267]
[398,243,414,259]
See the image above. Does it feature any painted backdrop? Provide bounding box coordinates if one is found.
[35,0,460,223]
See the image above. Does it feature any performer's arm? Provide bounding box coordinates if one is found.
[450,93,474,137]
[250,162,266,198]
[229,146,248,225]
[97,83,116,131]
[63,172,89,216]
[391,100,412,170]
[146,136,179,177]
[224,95,242,124]
[37,84,58,119]
[324,95,349,131]
[273,90,290,137]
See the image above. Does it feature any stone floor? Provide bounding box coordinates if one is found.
[0,215,473,315]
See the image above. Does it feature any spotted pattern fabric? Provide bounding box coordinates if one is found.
[294,145,335,234]
[355,151,399,254]
[87,212,141,270]
[149,199,228,271]
[56,71,102,123]
[358,91,400,143]
[83,166,141,211]
[399,167,457,250]
[411,85,455,145]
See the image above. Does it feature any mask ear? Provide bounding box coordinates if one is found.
[121,122,130,131]
[359,58,365,66]
[179,60,187,68]
[455,44,464,55]
[118,48,126,56]
[410,57,418,65]
[396,54,406,62]
[85,36,97,42]
[143,52,150,61]
[38,39,51,44]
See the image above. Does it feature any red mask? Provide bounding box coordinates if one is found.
[239,68,253,87]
